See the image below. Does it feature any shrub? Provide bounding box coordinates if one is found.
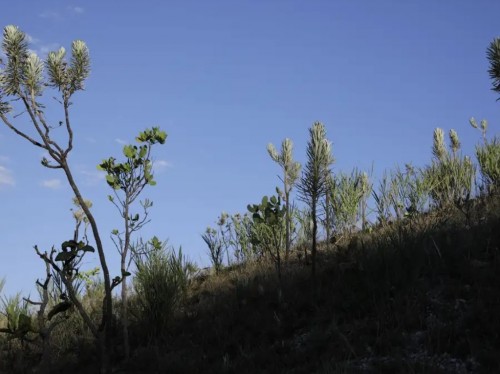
[132,238,194,343]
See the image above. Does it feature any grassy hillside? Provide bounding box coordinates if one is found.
[119,194,500,374]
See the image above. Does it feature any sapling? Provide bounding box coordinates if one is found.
[298,122,333,285]
[267,139,301,260]
[98,126,166,359]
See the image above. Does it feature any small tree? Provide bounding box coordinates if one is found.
[202,227,225,275]
[247,193,286,281]
[298,122,333,284]
[98,126,166,360]
[267,139,301,260]
[202,212,232,274]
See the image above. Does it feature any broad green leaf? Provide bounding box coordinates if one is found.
[80,245,95,253]
[55,251,76,262]
[123,145,137,158]
[138,145,147,158]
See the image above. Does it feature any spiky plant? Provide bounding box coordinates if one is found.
[487,37,500,100]
[229,213,255,263]
[267,138,301,260]
[389,164,431,219]
[298,122,333,284]
[202,227,225,274]
[329,168,369,236]
[267,139,301,261]
[425,128,475,209]
[470,118,500,195]
[372,171,393,226]
[133,238,192,344]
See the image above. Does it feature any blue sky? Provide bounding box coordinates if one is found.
[0,1,499,296]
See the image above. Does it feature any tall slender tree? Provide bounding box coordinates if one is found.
[0,26,114,370]
[267,138,301,261]
[298,122,333,286]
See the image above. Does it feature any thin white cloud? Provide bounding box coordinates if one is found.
[29,42,61,58]
[41,179,62,189]
[25,33,39,44]
[115,138,127,145]
[0,165,15,187]
[39,10,61,20]
[69,6,84,14]
[80,169,105,186]
[153,159,172,173]
[39,6,84,20]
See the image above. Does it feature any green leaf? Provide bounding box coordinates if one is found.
[55,251,76,262]
[80,245,95,253]
[148,180,157,186]
[155,130,167,144]
[61,240,78,251]
[105,175,115,185]
[123,145,137,158]
[138,145,148,158]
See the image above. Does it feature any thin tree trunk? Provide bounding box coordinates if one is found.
[311,198,317,293]
[285,188,290,261]
[62,162,113,373]
[325,188,330,250]
[122,196,131,360]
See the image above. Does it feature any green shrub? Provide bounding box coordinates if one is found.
[476,136,500,194]
[329,168,370,236]
[133,238,194,343]
[424,128,475,209]
[470,118,500,195]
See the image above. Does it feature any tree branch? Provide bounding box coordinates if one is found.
[0,113,47,149]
